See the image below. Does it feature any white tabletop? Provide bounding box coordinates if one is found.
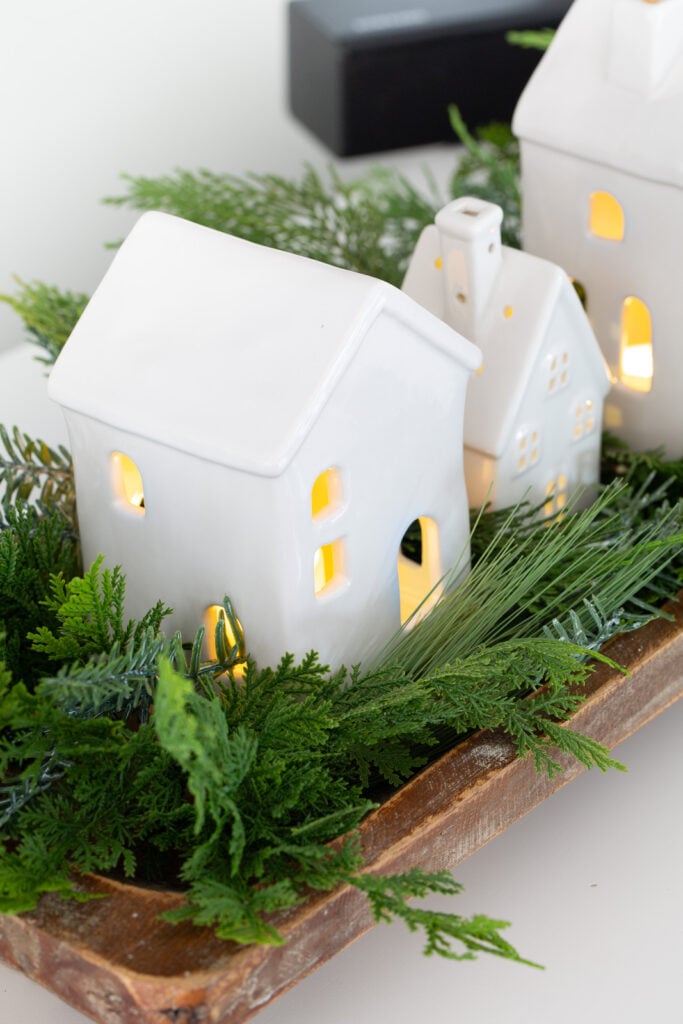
[1,346,682,1023]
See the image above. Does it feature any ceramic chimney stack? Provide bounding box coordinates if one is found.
[608,0,683,95]
[434,197,503,343]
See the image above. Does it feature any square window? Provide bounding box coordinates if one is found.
[314,539,346,596]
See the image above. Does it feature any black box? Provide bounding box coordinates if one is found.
[288,0,571,156]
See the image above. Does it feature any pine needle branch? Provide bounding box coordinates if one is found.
[381,482,683,677]
[0,424,75,520]
[36,633,169,722]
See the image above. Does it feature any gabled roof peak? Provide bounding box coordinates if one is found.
[513,0,683,188]
[49,212,480,476]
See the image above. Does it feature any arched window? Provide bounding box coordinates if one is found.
[111,452,145,513]
[589,192,625,241]
[397,517,442,625]
[619,297,653,392]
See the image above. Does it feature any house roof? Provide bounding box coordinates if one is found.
[48,212,480,476]
[512,0,683,189]
[403,226,609,457]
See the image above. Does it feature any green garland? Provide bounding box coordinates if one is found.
[1,118,682,966]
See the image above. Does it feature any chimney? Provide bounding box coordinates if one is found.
[434,197,503,342]
[608,0,683,95]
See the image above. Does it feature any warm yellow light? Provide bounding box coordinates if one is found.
[544,476,568,519]
[111,452,145,512]
[620,296,653,392]
[556,475,567,511]
[503,305,514,319]
[397,517,442,626]
[621,345,654,390]
[314,539,344,596]
[312,467,341,520]
[205,604,246,680]
[434,256,443,270]
[589,191,625,241]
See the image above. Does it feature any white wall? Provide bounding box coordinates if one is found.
[0,1,455,355]
[0,1,318,352]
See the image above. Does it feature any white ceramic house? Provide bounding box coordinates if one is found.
[48,212,481,670]
[513,0,683,456]
[403,197,610,513]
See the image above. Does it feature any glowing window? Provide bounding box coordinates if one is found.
[547,353,569,395]
[572,399,596,441]
[589,192,625,241]
[515,427,540,474]
[397,517,442,626]
[204,604,246,679]
[620,297,653,393]
[311,467,342,520]
[544,475,568,519]
[111,452,145,513]
[314,539,345,596]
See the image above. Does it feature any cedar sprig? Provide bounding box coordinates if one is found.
[28,553,171,665]
[104,165,439,288]
[0,279,87,365]
[447,107,521,248]
[352,869,540,965]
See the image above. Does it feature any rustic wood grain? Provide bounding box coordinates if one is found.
[1,596,682,1024]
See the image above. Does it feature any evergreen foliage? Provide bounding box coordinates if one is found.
[0,477,679,953]
[353,869,539,964]
[1,123,682,967]
[0,502,79,683]
[447,109,521,247]
[1,424,75,517]
[506,29,555,51]
[103,107,521,283]
[0,279,87,364]
[602,432,683,505]
[28,554,170,664]
[104,166,438,288]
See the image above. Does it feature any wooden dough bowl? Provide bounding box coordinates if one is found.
[1,596,682,1024]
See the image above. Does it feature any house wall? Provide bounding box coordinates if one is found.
[62,313,472,671]
[465,293,603,514]
[520,141,683,456]
[279,313,473,669]
[62,410,298,661]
